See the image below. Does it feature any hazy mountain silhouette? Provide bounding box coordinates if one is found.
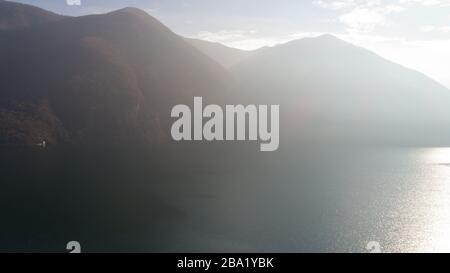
[230,34,450,145]
[1,1,450,146]
[0,0,65,30]
[0,3,227,145]
[186,38,253,68]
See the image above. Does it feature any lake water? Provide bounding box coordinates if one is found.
[1,145,450,252]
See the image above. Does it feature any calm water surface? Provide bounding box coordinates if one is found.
[2,145,450,252]
[156,146,450,253]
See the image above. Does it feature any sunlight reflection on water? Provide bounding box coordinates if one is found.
[414,148,450,252]
[169,147,450,253]
[385,148,450,252]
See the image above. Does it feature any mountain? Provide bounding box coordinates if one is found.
[0,0,65,29]
[186,38,253,68]
[0,4,227,145]
[230,34,450,145]
[1,1,450,147]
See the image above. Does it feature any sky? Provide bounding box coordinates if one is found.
[12,0,450,88]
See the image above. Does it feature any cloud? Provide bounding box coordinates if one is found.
[339,8,390,33]
[339,3,406,33]
[420,25,450,33]
[313,0,356,10]
[66,0,81,6]
[313,0,450,34]
[315,0,450,10]
[340,4,406,33]
[398,0,450,7]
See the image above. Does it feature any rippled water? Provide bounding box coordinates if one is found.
[155,146,450,253]
[2,145,450,252]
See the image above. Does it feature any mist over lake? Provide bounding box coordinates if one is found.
[1,143,449,253]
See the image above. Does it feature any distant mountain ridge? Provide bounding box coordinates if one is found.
[186,38,254,68]
[0,2,227,145]
[1,1,450,146]
[0,0,66,29]
[230,34,450,145]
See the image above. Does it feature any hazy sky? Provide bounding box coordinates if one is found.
[13,0,450,88]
